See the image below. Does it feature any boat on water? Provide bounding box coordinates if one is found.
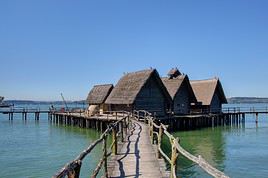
[0,96,13,108]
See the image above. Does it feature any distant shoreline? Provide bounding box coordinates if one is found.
[228,97,268,104]
[5,100,86,105]
[4,97,268,105]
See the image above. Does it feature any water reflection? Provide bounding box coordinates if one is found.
[160,114,268,178]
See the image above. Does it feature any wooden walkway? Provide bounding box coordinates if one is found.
[53,110,229,178]
[108,120,168,178]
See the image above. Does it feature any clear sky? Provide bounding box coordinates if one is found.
[1,0,268,101]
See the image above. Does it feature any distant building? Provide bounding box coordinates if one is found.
[105,69,172,117]
[190,78,227,113]
[86,84,113,114]
[0,96,4,103]
[162,68,197,115]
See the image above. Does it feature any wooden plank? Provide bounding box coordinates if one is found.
[108,120,166,178]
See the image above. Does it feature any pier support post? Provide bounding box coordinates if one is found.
[256,113,259,123]
[112,127,117,155]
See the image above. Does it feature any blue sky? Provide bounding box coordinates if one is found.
[0,0,268,100]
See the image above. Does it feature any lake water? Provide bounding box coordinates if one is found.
[0,103,268,177]
[0,104,104,178]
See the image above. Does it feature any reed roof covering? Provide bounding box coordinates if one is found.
[162,75,197,102]
[168,68,181,78]
[190,78,227,105]
[105,69,172,104]
[86,84,113,105]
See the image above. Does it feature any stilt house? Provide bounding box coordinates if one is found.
[86,84,113,114]
[162,68,197,115]
[105,69,172,117]
[190,78,227,113]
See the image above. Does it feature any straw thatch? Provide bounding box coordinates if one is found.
[168,68,181,79]
[105,69,172,104]
[86,84,113,105]
[190,78,227,106]
[162,75,197,102]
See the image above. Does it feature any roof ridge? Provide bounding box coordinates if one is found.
[190,77,218,83]
[93,84,113,87]
[124,68,155,75]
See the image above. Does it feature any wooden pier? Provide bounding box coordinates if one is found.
[0,107,50,120]
[107,119,169,178]
[52,110,229,178]
[162,106,268,131]
[1,106,268,177]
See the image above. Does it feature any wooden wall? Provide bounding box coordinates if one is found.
[210,92,222,113]
[134,76,169,117]
[173,81,190,114]
[110,104,133,112]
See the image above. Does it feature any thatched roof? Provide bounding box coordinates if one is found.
[168,68,181,79]
[190,78,227,105]
[105,69,172,104]
[0,96,4,103]
[86,84,113,105]
[162,75,197,102]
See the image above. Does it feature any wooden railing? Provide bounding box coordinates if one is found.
[133,110,229,178]
[190,106,268,115]
[52,111,131,178]
[222,106,268,113]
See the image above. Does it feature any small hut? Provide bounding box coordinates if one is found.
[162,68,197,115]
[190,78,227,113]
[105,69,172,117]
[86,84,113,114]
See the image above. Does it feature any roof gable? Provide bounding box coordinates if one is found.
[190,78,227,105]
[105,69,171,104]
[162,75,197,102]
[86,84,113,105]
[168,68,181,79]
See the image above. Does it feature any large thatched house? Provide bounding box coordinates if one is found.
[105,69,172,117]
[162,68,197,115]
[86,84,113,114]
[190,78,227,113]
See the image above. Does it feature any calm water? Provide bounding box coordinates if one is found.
[0,104,105,178]
[168,103,268,178]
[0,103,268,177]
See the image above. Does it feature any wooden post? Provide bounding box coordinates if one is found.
[103,134,108,178]
[157,126,163,159]
[148,120,151,136]
[150,120,154,144]
[67,160,82,178]
[256,113,258,123]
[120,121,124,142]
[170,138,179,178]
[112,127,117,155]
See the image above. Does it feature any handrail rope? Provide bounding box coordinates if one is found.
[53,111,131,178]
[133,110,229,178]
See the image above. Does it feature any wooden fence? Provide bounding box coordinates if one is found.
[133,110,229,178]
[53,110,229,178]
[52,111,131,178]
